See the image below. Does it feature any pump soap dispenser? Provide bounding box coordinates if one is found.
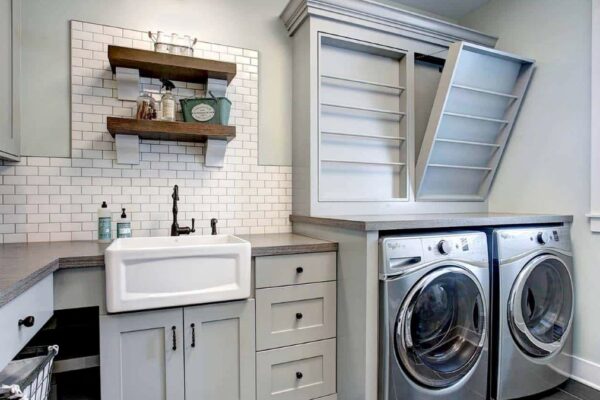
[160,79,176,121]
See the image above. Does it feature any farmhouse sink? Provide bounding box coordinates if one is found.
[105,235,251,313]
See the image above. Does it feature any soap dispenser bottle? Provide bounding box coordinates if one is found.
[98,201,112,243]
[117,208,132,238]
[160,79,176,121]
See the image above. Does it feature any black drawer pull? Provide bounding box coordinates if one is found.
[18,316,35,328]
[296,266,303,274]
[296,312,303,320]
[191,323,196,348]
[172,326,177,351]
[296,371,303,379]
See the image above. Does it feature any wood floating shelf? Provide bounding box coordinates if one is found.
[107,117,235,143]
[107,45,237,84]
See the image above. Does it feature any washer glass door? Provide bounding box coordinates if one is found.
[509,254,573,357]
[395,266,486,388]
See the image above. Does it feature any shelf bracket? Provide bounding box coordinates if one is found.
[115,134,140,165]
[115,67,140,101]
[205,138,228,167]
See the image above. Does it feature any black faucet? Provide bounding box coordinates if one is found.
[171,185,195,236]
[211,218,218,235]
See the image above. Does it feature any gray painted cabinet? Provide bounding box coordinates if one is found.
[100,308,185,400]
[184,300,256,400]
[0,0,20,161]
[100,300,255,400]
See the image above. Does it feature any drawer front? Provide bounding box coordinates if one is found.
[256,282,336,351]
[0,275,54,370]
[255,252,336,289]
[257,339,336,400]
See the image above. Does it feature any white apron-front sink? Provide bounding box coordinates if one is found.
[105,235,251,313]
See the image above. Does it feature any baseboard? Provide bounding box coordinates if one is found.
[568,354,600,391]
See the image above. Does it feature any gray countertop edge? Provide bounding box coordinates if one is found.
[290,213,574,231]
[0,236,338,308]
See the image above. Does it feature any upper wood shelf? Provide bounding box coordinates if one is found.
[108,45,237,84]
[107,117,235,143]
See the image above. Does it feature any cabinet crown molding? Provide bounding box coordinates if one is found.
[280,0,498,47]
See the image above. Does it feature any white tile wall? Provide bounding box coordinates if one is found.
[0,21,291,243]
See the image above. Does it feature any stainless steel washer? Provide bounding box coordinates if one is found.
[379,232,490,400]
[493,226,574,399]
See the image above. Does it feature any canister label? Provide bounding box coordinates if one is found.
[191,104,215,122]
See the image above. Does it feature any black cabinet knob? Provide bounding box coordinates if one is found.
[296,312,303,320]
[296,266,303,273]
[18,316,35,328]
[296,371,303,379]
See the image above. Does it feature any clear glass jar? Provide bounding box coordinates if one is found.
[136,92,156,120]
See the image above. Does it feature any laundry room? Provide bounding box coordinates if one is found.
[0,0,598,399]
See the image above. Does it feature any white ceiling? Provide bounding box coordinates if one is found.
[390,0,490,20]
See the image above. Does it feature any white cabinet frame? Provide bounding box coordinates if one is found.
[589,0,600,232]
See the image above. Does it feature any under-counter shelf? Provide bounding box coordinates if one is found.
[107,45,236,84]
[416,41,535,201]
[107,117,235,143]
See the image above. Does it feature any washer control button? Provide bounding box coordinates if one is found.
[537,232,549,245]
[437,240,452,255]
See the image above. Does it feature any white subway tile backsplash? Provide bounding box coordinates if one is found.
[0,21,290,243]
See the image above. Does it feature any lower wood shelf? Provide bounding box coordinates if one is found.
[107,117,235,143]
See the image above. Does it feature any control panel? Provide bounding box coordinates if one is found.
[495,226,571,260]
[380,232,488,278]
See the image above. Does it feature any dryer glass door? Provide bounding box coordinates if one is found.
[509,255,573,357]
[395,266,486,388]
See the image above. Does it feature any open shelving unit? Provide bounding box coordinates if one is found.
[106,45,238,166]
[416,41,535,201]
[317,33,411,202]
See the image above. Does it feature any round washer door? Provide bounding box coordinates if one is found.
[509,254,574,357]
[395,266,487,388]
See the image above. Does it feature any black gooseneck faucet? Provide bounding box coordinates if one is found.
[171,185,195,236]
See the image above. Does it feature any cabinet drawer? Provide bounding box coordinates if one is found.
[0,275,54,370]
[255,252,336,289]
[257,339,336,400]
[256,282,336,351]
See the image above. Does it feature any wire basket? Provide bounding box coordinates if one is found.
[0,346,59,400]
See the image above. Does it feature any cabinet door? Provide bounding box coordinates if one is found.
[184,299,256,400]
[100,308,185,400]
[0,0,20,160]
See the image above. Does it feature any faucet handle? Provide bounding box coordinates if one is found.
[190,218,195,233]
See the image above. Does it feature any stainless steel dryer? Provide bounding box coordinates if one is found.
[379,232,489,400]
[492,226,574,399]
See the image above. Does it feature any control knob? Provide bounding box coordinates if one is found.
[537,232,549,245]
[437,240,452,255]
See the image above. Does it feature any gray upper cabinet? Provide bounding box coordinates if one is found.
[184,300,256,400]
[416,42,534,201]
[100,308,185,400]
[282,0,537,215]
[0,0,20,161]
[100,300,255,400]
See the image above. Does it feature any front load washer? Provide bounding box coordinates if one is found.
[492,226,574,399]
[379,231,489,400]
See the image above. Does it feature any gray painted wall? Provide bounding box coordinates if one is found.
[19,0,292,165]
[462,0,599,381]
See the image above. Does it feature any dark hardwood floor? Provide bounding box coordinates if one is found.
[529,380,600,400]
